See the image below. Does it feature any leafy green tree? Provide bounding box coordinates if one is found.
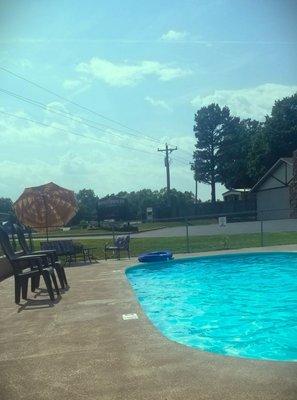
[217,118,262,188]
[0,198,13,214]
[98,188,196,220]
[264,92,297,164]
[247,127,270,183]
[247,93,297,182]
[71,189,98,224]
[193,104,233,202]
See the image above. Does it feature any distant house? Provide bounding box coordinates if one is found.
[222,189,251,202]
[251,155,295,220]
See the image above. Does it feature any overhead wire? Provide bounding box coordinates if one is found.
[0,110,165,157]
[0,65,194,157]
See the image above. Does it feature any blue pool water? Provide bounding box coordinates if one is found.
[126,252,297,361]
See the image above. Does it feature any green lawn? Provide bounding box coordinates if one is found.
[2,231,297,259]
[34,218,217,238]
[31,231,297,261]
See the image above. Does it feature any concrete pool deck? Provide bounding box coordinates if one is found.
[0,245,297,400]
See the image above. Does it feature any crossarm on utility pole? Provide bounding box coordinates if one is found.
[158,143,177,196]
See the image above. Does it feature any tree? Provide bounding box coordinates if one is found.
[71,189,98,224]
[193,104,233,202]
[247,93,297,181]
[0,198,13,214]
[217,118,262,188]
[264,92,297,164]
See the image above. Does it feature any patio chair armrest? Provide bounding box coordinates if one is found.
[33,249,56,254]
[15,253,47,261]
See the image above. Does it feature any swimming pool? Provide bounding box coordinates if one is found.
[126,252,297,361]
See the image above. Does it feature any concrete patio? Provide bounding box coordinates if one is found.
[1,246,297,400]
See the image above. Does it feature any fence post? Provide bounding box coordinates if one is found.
[260,211,264,247]
[185,218,190,253]
[112,225,115,243]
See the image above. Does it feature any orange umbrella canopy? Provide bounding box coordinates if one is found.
[14,182,77,231]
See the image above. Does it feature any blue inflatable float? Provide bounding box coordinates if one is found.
[138,250,173,263]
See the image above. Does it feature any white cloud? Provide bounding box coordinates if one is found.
[145,96,172,112]
[18,59,33,69]
[161,30,188,41]
[63,79,83,90]
[191,83,297,120]
[76,58,191,87]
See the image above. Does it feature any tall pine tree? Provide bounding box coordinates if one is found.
[192,104,232,202]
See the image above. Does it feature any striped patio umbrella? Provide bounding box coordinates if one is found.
[14,182,77,237]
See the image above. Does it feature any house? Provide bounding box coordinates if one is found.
[251,152,296,220]
[222,189,251,202]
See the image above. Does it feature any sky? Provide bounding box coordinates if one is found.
[0,0,296,201]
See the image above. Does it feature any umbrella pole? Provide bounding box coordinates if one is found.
[42,194,49,242]
[29,226,34,251]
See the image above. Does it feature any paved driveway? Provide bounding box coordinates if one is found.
[41,218,297,241]
[137,218,297,238]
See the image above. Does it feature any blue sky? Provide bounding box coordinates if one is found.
[0,0,296,201]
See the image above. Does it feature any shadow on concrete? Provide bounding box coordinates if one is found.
[17,288,63,312]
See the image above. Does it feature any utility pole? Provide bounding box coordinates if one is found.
[158,143,177,197]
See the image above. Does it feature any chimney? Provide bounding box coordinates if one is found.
[290,150,297,218]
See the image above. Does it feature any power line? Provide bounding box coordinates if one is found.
[0,88,191,166]
[0,109,165,157]
[0,88,192,166]
[0,87,150,143]
[0,66,162,144]
[0,65,194,155]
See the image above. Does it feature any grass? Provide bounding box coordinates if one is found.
[33,218,217,238]
[28,231,297,261]
[2,231,296,260]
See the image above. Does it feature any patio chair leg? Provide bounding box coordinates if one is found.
[22,278,28,300]
[50,271,60,295]
[61,266,68,286]
[42,272,55,301]
[31,274,40,292]
[15,277,21,304]
[55,265,65,289]
[86,249,92,263]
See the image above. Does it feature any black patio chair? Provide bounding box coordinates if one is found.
[14,224,68,289]
[104,235,130,260]
[40,239,95,265]
[0,226,59,304]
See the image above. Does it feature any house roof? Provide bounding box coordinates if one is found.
[281,157,293,164]
[251,157,293,192]
[222,189,250,197]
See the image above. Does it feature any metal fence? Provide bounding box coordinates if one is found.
[141,207,297,256]
[1,207,297,259]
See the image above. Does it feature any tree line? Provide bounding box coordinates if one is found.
[0,189,196,224]
[192,93,297,201]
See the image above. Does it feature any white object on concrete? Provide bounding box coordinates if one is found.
[122,313,139,320]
